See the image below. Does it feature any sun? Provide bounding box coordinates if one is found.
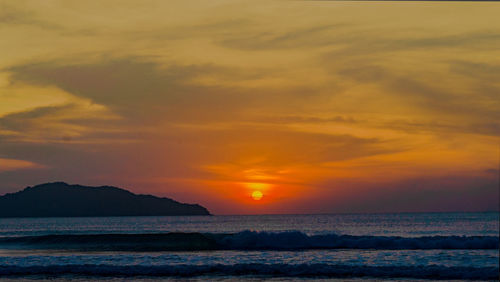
[244,182,269,201]
[251,190,263,200]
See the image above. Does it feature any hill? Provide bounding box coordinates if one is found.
[0,182,210,217]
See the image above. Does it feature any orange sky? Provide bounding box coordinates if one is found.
[0,1,499,214]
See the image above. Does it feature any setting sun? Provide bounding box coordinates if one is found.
[251,191,263,201]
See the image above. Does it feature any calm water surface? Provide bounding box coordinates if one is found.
[0,212,497,237]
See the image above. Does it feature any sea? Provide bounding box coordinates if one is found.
[0,212,498,281]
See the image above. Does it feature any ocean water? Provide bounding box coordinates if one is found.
[0,212,498,281]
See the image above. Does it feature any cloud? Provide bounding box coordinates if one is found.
[380,119,500,137]
[310,172,500,213]
[335,62,500,135]
[194,127,393,165]
[450,61,500,81]
[218,24,346,50]
[217,15,500,53]
[324,30,500,59]
[0,102,121,143]
[6,58,326,124]
[0,123,399,199]
[249,115,357,125]
[0,3,61,30]
[0,157,44,172]
[6,59,238,123]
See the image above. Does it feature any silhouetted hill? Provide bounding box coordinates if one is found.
[0,182,210,217]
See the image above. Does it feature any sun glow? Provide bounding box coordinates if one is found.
[251,190,263,200]
[246,182,270,190]
[244,182,270,201]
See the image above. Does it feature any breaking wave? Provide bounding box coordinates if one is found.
[217,231,499,250]
[0,264,497,280]
[0,231,498,251]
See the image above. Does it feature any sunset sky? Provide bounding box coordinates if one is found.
[0,0,498,214]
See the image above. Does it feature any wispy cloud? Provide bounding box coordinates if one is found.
[0,157,44,172]
[0,3,62,30]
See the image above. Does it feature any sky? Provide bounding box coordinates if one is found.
[0,0,499,214]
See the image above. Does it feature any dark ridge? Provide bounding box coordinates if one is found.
[0,182,210,217]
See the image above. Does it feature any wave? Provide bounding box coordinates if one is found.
[0,264,498,280]
[216,231,499,250]
[0,231,498,251]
